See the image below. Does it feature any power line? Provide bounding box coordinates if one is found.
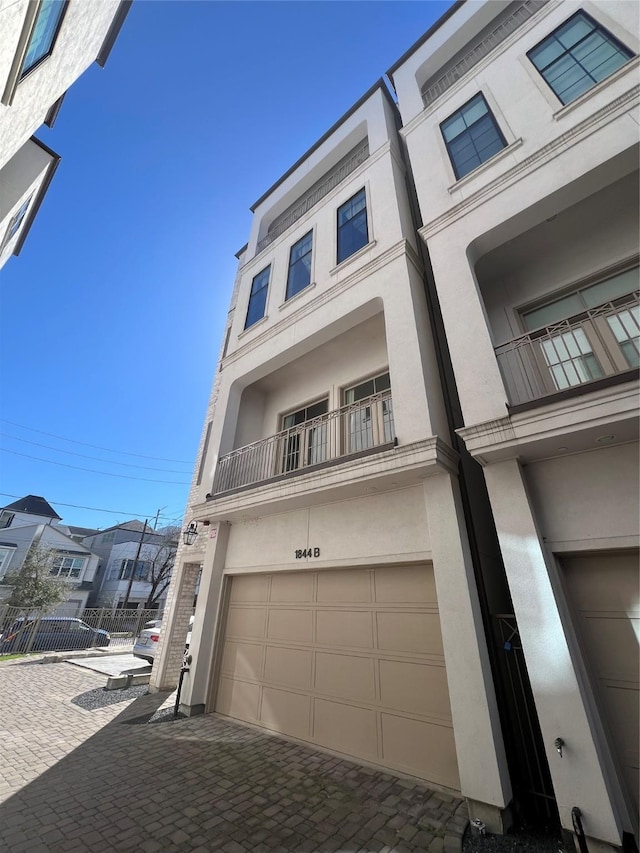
[0,492,184,521]
[0,432,192,474]
[0,418,192,464]
[0,448,190,485]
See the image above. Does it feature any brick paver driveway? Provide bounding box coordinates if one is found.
[0,657,468,852]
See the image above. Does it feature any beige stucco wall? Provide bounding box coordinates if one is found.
[225,486,431,572]
[524,443,640,552]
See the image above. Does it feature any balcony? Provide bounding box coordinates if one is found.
[213,391,395,495]
[495,292,639,407]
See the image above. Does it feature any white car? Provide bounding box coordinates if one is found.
[132,615,194,663]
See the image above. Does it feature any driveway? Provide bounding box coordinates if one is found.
[0,657,468,852]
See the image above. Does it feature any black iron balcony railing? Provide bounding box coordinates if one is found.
[213,391,394,495]
[495,292,639,406]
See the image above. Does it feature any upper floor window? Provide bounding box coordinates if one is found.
[528,11,634,106]
[286,231,313,300]
[50,556,85,579]
[441,93,506,180]
[337,188,368,264]
[0,546,15,576]
[0,511,15,529]
[20,0,68,79]
[245,265,271,329]
[1,197,32,255]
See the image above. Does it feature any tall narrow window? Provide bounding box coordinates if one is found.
[528,11,634,105]
[20,0,67,79]
[244,266,270,329]
[281,399,328,472]
[286,231,313,300]
[344,372,393,452]
[441,93,506,180]
[1,197,32,254]
[337,188,368,264]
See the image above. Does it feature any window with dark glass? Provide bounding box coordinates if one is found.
[1,197,32,254]
[20,0,67,79]
[528,11,634,106]
[337,188,368,264]
[286,231,313,300]
[244,266,270,329]
[441,94,507,180]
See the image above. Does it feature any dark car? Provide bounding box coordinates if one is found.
[0,617,110,653]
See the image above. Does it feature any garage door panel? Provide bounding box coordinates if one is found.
[217,676,260,722]
[221,641,264,680]
[317,569,370,602]
[316,609,373,648]
[266,608,313,642]
[260,686,310,739]
[374,565,436,603]
[270,571,314,602]
[264,645,312,690]
[216,566,458,791]
[563,552,639,812]
[314,652,376,703]
[226,607,266,639]
[381,713,459,790]
[313,698,377,759]
[379,659,452,719]
[230,574,270,602]
[376,611,443,655]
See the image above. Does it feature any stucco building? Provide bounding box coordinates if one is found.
[0,0,130,269]
[152,2,638,851]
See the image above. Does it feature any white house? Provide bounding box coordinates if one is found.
[0,0,131,268]
[0,495,100,613]
[152,3,638,851]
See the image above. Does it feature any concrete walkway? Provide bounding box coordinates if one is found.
[0,657,468,852]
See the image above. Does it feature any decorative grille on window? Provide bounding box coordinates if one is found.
[256,139,369,253]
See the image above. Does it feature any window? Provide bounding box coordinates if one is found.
[20,0,67,79]
[337,189,368,264]
[245,266,270,329]
[50,556,86,579]
[286,231,313,300]
[528,11,634,105]
[281,399,329,472]
[441,93,507,180]
[1,197,32,254]
[0,547,15,577]
[0,511,15,529]
[117,559,150,582]
[521,266,639,391]
[344,372,393,452]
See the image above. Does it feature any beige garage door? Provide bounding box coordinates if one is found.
[562,552,639,812]
[213,564,459,791]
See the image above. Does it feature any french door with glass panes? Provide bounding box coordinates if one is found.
[344,372,393,454]
[280,399,329,473]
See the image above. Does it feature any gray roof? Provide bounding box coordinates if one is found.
[2,495,61,520]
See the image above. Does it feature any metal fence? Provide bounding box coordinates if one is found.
[0,605,161,657]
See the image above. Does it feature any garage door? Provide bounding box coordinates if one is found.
[213,565,459,791]
[562,552,639,812]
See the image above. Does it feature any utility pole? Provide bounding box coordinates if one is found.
[122,519,149,608]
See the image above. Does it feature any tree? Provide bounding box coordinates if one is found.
[142,526,180,609]
[5,545,72,611]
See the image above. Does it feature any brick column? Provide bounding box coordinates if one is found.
[149,558,201,692]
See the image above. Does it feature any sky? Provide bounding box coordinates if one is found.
[0,0,453,532]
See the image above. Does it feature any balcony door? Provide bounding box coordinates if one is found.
[344,372,392,453]
[281,398,328,473]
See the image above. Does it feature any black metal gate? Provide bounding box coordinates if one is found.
[495,614,559,827]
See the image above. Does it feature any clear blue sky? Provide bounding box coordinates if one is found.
[0,0,452,531]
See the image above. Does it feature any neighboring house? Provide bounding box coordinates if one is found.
[0,495,99,614]
[152,2,638,852]
[0,0,131,269]
[83,522,177,610]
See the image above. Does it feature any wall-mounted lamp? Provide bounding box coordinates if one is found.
[182,522,199,546]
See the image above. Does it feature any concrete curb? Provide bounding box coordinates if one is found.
[105,672,151,691]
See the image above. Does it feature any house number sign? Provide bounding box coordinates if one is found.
[294,548,320,559]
